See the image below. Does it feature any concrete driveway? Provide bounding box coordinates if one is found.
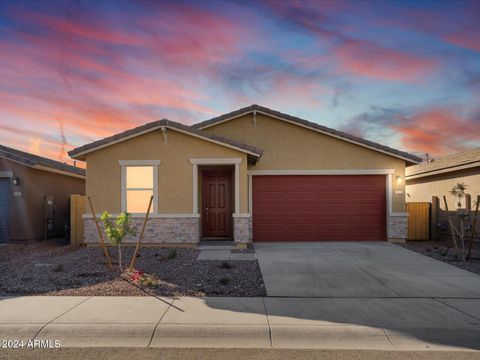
[254,242,480,297]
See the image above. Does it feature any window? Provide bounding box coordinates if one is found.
[126,166,154,213]
[119,160,160,213]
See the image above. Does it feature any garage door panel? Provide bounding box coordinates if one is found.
[253,175,386,241]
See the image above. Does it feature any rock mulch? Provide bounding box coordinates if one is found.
[0,239,266,297]
[400,240,480,275]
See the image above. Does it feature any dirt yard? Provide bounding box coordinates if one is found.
[400,239,480,275]
[0,239,266,297]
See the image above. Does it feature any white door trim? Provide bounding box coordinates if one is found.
[190,158,242,215]
[190,158,242,165]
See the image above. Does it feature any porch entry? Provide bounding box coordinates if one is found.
[202,168,233,239]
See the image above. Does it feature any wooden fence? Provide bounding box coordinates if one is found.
[70,194,86,247]
[406,202,431,240]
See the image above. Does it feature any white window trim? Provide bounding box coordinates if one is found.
[189,158,242,214]
[119,160,160,213]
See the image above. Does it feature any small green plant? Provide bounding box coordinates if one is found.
[53,264,64,272]
[219,277,230,286]
[167,249,177,259]
[449,183,468,208]
[101,212,137,272]
[220,261,232,269]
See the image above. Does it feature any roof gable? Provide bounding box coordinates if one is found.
[406,147,480,178]
[194,104,421,164]
[68,119,263,161]
[0,144,85,178]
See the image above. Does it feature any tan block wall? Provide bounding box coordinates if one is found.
[406,168,480,210]
[203,113,407,213]
[84,217,200,244]
[85,129,248,214]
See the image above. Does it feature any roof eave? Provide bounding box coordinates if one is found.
[68,123,263,160]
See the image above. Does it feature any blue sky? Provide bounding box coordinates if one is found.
[0,0,479,162]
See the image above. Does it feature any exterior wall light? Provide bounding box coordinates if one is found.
[396,176,403,185]
[12,177,20,185]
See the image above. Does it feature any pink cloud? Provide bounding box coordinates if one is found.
[334,41,438,83]
[393,107,480,156]
[444,31,480,52]
[1,3,262,161]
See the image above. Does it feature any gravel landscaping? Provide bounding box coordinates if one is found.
[400,239,480,275]
[0,239,266,297]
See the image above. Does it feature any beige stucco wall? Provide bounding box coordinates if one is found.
[0,157,85,240]
[203,113,407,213]
[406,168,480,210]
[85,128,248,214]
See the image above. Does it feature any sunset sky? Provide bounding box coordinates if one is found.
[0,0,479,163]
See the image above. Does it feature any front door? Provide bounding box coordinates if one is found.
[202,169,232,238]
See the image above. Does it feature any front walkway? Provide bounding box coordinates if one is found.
[254,242,480,297]
[1,295,480,351]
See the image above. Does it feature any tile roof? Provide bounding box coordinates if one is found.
[193,104,422,163]
[68,119,263,160]
[406,147,480,177]
[0,144,85,177]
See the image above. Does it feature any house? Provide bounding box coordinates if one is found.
[0,145,85,243]
[68,105,421,247]
[406,148,480,240]
[406,148,480,209]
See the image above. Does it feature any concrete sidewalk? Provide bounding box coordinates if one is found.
[1,296,480,351]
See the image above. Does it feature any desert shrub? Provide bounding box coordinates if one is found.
[220,261,232,269]
[219,277,230,285]
[168,249,177,259]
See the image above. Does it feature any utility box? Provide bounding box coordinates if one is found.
[43,195,56,238]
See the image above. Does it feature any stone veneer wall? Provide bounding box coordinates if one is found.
[388,215,408,242]
[84,217,200,244]
[233,216,251,244]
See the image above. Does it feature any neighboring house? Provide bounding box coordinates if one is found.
[69,105,420,247]
[0,145,85,243]
[406,148,480,209]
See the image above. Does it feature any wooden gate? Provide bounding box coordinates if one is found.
[406,202,430,240]
[70,194,86,247]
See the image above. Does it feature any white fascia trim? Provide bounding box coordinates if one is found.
[233,213,251,218]
[0,171,13,178]
[118,160,161,166]
[71,125,261,159]
[83,213,200,219]
[247,169,395,175]
[189,158,243,165]
[198,111,253,130]
[406,162,480,180]
[198,110,419,163]
[34,165,85,179]
[0,155,84,179]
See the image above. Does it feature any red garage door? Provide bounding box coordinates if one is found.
[252,175,386,241]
